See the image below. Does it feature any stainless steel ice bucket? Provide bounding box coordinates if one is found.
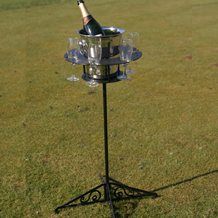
[78,26,125,79]
[78,26,125,59]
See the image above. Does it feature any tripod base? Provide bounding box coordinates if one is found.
[55,177,158,217]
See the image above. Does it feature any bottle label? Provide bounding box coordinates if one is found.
[83,15,92,25]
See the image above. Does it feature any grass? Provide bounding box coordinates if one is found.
[0,0,71,11]
[0,0,218,217]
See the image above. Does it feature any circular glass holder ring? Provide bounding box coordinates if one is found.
[64,48,142,66]
[82,71,124,84]
[64,48,142,84]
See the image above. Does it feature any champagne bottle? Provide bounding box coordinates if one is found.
[77,0,105,36]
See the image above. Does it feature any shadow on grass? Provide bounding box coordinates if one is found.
[113,201,139,218]
[114,169,218,217]
[192,1,218,7]
[152,169,218,192]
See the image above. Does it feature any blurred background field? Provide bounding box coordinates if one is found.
[0,0,218,217]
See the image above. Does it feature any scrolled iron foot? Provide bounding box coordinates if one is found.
[108,177,158,201]
[54,184,105,213]
[55,177,158,214]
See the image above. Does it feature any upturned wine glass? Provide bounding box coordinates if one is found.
[124,32,139,47]
[123,32,139,74]
[66,38,80,82]
[86,39,102,88]
[118,39,133,80]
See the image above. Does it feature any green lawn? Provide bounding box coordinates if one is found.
[0,0,218,217]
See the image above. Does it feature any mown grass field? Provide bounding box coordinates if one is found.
[0,0,218,217]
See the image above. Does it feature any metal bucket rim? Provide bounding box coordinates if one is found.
[77,26,125,38]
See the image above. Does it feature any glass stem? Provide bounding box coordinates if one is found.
[124,64,127,76]
[72,63,75,72]
[90,63,94,77]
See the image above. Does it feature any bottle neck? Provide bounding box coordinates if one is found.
[78,2,90,18]
[77,0,84,5]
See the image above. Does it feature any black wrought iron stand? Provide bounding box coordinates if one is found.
[55,50,158,217]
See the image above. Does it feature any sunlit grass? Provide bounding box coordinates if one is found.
[0,0,218,217]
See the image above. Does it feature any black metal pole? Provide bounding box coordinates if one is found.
[55,53,159,215]
[103,83,109,185]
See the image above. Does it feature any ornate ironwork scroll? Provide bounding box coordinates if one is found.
[55,184,106,213]
[110,182,158,201]
[55,177,158,214]
[80,188,102,204]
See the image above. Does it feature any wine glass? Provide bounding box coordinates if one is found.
[86,39,102,88]
[123,32,139,74]
[66,38,80,82]
[117,39,133,80]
